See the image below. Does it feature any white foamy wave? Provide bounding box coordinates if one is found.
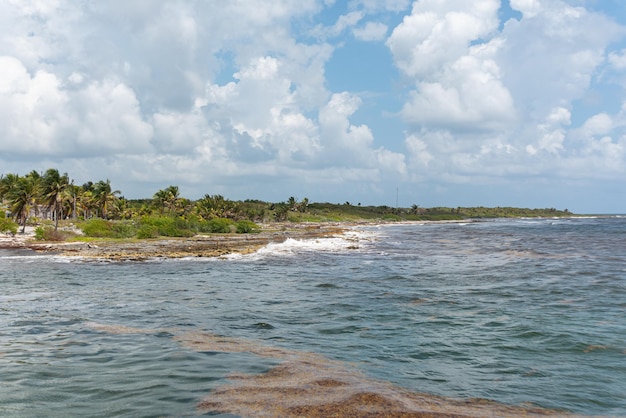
[0,252,75,263]
[232,229,378,260]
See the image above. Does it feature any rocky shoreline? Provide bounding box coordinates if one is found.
[0,223,350,261]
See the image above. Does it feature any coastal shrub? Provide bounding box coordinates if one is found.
[235,220,259,234]
[381,214,402,221]
[34,226,69,241]
[273,203,289,221]
[81,219,114,237]
[184,214,205,232]
[136,224,159,239]
[0,217,18,235]
[80,219,136,238]
[34,226,45,240]
[111,222,136,239]
[137,216,194,237]
[207,218,235,233]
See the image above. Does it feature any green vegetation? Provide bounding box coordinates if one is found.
[34,226,75,242]
[80,219,136,239]
[235,220,260,234]
[1,168,576,242]
[297,202,571,222]
[0,216,18,236]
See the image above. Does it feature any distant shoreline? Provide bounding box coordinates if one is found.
[0,220,468,260]
[0,216,608,261]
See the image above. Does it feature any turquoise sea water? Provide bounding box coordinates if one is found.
[0,217,624,417]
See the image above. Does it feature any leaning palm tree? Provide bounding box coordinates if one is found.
[7,173,40,233]
[41,168,72,230]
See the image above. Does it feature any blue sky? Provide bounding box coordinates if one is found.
[1,0,626,213]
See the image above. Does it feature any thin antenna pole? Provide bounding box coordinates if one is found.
[396,187,399,209]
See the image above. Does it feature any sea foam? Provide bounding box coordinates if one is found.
[224,229,377,260]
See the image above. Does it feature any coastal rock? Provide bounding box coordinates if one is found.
[20,223,348,261]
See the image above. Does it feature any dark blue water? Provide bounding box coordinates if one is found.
[1,217,624,417]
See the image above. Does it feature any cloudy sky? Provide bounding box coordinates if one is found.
[1,0,626,213]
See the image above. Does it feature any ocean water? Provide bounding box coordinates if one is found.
[0,217,624,417]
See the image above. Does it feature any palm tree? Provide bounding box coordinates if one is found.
[153,185,181,215]
[287,196,297,211]
[153,188,170,214]
[0,173,20,200]
[195,194,240,219]
[112,197,133,220]
[41,168,72,230]
[93,179,120,219]
[175,197,193,217]
[164,185,180,214]
[6,173,40,233]
[78,182,97,219]
[0,173,20,217]
[299,197,309,213]
[67,184,81,220]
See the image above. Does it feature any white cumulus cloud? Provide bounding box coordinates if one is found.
[0,0,625,211]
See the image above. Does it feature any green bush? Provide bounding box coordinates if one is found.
[194,220,213,233]
[34,226,45,240]
[207,218,235,233]
[81,219,136,238]
[111,222,136,238]
[235,220,260,234]
[81,219,114,237]
[136,224,159,239]
[137,216,194,237]
[34,226,69,241]
[0,217,18,235]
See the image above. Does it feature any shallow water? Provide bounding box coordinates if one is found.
[0,217,624,416]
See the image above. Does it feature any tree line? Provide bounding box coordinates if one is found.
[0,168,311,235]
[1,168,576,238]
[0,169,122,233]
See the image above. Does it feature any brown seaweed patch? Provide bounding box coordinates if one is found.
[174,331,299,358]
[584,345,608,353]
[190,334,579,418]
[80,326,583,417]
[313,378,348,387]
[409,298,431,305]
